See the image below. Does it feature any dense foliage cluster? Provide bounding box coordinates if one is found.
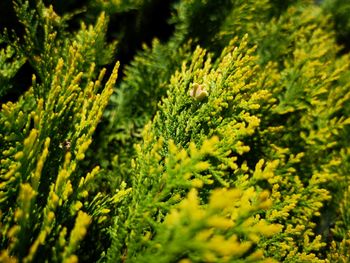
[1,0,350,262]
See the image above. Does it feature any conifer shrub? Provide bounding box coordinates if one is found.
[1,0,350,262]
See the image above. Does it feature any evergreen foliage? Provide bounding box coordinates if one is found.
[1,0,350,262]
[322,0,350,53]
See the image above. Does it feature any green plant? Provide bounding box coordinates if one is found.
[1,0,350,262]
